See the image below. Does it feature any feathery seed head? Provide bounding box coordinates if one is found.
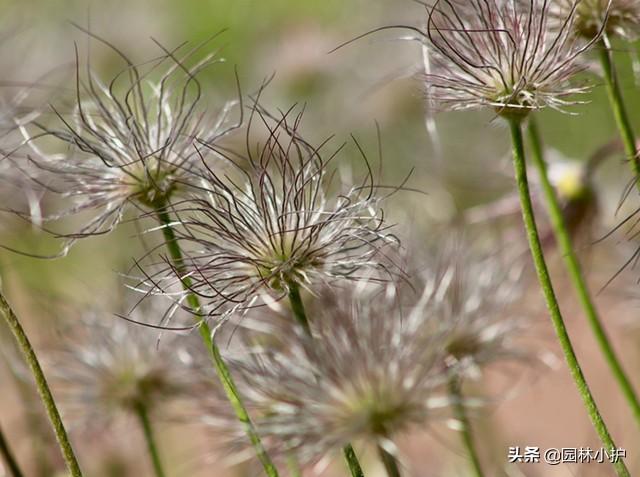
[422,0,599,116]
[150,105,399,321]
[414,243,529,379]
[23,35,239,245]
[50,303,195,428]
[216,284,448,464]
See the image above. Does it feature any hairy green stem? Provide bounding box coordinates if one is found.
[598,40,640,181]
[528,118,640,426]
[447,377,483,477]
[134,403,166,477]
[377,445,401,477]
[286,281,366,477]
[0,423,24,477]
[508,118,629,477]
[156,209,279,477]
[0,293,83,477]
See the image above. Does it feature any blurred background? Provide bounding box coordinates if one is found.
[1,0,640,476]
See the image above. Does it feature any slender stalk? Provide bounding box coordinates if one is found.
[3,351,55,476]
[598,40,640,181]
[0,293,83,477]
[377,445,401,477]
[285,281,366,477]
[286,282,312,336]
[134,403,166,477]
[447,377,483,477]
[156,208,279,477]
[528,118,640,426]
[342,444,365,477]
[507,118,629,477]
[0,423,24,477]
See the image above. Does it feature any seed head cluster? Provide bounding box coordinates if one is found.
[0,2,613,473]
[204,245,530,465]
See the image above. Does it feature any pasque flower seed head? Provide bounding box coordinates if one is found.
[422,0,601,116]
[22,35,239,251]
[147,105,400,323]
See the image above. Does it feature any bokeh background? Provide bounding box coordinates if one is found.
[1,1,640,476]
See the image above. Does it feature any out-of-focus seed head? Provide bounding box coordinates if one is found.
[49,301,195,429]
[414,242,530,380]
[147,105,399,322]
[550,0,640,41]
[214,284,448,465]
[22,34,239,247]
[422,0,600,116]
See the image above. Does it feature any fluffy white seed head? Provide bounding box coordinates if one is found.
[21,36,239,250]
[144,106,400,325]
[414,243,531,380]
[213,284,449,465]
[422,0,600,115]
[49,302,196,430]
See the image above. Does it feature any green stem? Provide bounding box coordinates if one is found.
[447,377,483,477]
[342,444,365,477]
[0,293,83,477]
[528,118,640,426]
[377,445,401,477]
[0,423,24,477]
[507,118,629,477]
[598,40,640,181]
[156,209,279,477]
[3,351,55,476]
[286,282,312,336]
[134,403,166,477]
[285,281,366,477]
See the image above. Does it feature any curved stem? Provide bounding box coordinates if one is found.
[508,118,629,477]
[0,423,24,477]
[286,281,366,477]
[134,403,166,477]
[0,293,83,477]
[598,40,640,181]
[377,445,401,477]
[156,209,279,477]
[447,377,483,477]
[528,118,640,426]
